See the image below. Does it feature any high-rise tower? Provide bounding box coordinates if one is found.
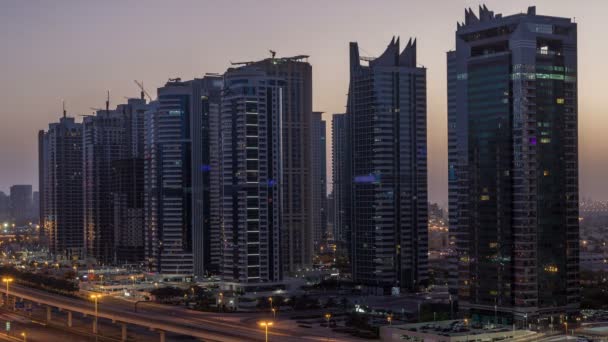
[348,38,428,291]
[39,115,84,258]
[219,65,283,283]
[235,56,313,273]
[144,76,222,276]
[448,6,579,324]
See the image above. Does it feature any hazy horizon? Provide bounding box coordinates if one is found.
[2,0,608,205]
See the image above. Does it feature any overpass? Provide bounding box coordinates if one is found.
[0,284,265,342]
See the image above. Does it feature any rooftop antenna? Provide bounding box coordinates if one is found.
[269,49,276,59]
[62,99,66,118]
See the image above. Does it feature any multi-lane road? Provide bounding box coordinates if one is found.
[2,284,357,341]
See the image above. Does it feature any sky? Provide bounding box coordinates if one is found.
[1,0,607,205]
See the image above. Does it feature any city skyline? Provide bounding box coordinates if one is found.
[0,2,599,341]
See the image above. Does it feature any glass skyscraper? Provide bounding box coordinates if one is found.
[348,37,428,291]
[448,6,579,325]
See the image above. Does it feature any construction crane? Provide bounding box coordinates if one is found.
[134,80,153,101]
[105,90,110,113]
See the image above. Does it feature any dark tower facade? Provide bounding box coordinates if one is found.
[242,56,314,273]
[331,113,352,255]
[220,65,283,283]
[311,111,327,252]
[348,38,428,291]
[40,116,84,258]
[448,6,579,324]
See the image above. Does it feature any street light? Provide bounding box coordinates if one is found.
[564,321,568,335]
[272,307,276,319]
[2,277,14,308]
[387,314,393,325]
[90,294,102,334]
[20,332,26,342]
[259,321,273,342]
[325,313,332,328]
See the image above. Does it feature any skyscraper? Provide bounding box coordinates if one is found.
[331,113,351,253]
[83,106,126,264]
[311,111,327,252]
[235,55,313,274]
[144,76,222,276]
[448,6,579,324]
[112,98,149,264]
[219,64,283,283]
[39,115,84,258]
[348,37,428,291]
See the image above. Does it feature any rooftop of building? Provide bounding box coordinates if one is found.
[457,5,575,32]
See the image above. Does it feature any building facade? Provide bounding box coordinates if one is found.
[83,108,126,264]
[39,115,84,258]
[347,37,428,290]
[311,111,327,252]
[9,184,32,226]
[144,76,222,276]
[219,65,284,283]
[239,56,313,274]
[331,113,351,254]
[447,6,579,324]
[112,98,149,264]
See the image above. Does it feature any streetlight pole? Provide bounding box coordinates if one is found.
[2,277,14,309]
[259,321,273,342]
[325,313,332,329]
[20,332,26,342]
[90,294,101,334]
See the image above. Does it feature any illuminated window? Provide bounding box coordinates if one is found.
[543,170,550,176]
[540,138,551,144]
[556,98,565,104]
[489,242,498,248]
[544,265,559,273]
[480,195,490,201]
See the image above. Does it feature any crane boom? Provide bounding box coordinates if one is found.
[134,80,153,101]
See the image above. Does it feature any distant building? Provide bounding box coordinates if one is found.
[311,111,327,252]
[0,191,9,223]
[448,5,579,324]
[32,191,39,224]
[347,37,428,291]
[10,185,32,226]
[219,64,283,283]
[39,115,84,258]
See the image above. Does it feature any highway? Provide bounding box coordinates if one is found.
[2,284,355,341]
